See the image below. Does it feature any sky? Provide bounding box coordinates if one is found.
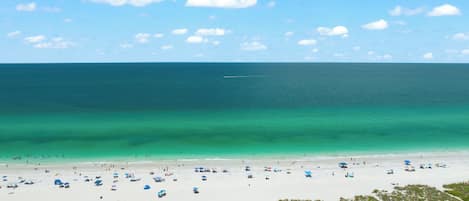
[1,0,469,63]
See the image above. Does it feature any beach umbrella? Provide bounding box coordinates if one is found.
[157,189,167,198]
[201,175,207,181]
[54,179,62,185]
[144,185,151,190]
[304,170,312,177]
[404,160,411,165]
[193,187,199,194]
[95,179,103,186]
[338,162,348,168]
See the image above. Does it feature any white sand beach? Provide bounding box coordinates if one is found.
[1,152,469,201]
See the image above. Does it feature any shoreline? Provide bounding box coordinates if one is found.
[2,149,469,165]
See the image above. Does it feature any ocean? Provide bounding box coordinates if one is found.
[1,63,469,161]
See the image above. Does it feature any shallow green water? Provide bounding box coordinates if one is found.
[1,63,469,161]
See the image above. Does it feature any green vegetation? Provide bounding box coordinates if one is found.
[282,181,469,201]
[340,184,462,201]
[444,182,469,201]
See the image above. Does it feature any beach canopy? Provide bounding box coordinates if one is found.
[144,185,151,190]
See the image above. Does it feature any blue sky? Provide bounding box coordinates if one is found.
[1,0,469,63]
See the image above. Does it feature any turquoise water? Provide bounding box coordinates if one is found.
[1,63,469,161]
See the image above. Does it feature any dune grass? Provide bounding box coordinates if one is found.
[340,184,461,201]
[444,182,469,201]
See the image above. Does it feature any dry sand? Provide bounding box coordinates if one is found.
[1,152,469,201]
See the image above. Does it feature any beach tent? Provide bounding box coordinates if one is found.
[54,179,63,185]
[304,170,312,178]
[404,160,411,165]
[338,162,348,169]
[144,185,151,190]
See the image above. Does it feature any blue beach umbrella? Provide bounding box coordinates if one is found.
[144,185,151,190]
[404,160,411,165]
[304,170,312,177]
[94,179,103,186]
[54,179,63,185]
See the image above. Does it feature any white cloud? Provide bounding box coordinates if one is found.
[64,18,73,23]
[428,4,461,16]
[154,33,164,38]
[267,1,275,7]
[186,35,207,43]
[212,40,220,46]
[7,31,22,38]
[389,6,423,16]
[185,0,257,8]
[90,0,163,7]
[240,41,267,51]
[284,31,294,37]
[161,44,173,50]
[24,35,45,43]
[33,37,74,49]
[16,2,36,12]
[195,28,226,36]
[452,33,469,40]
[120,43,133,48]
[312,48,319,53]
[362,19,388,30]
[317,26,348,37]
[297,39,317,46]
[462,49,469,55]
[135,33,151,43]
[172,28,188,35]
[42,6,61,13]
[423,52,433,60]
[382,54,392,60]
